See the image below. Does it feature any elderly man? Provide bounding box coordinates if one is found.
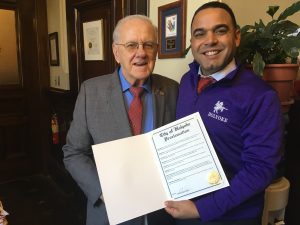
[63,15,178,225]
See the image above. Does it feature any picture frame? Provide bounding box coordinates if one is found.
[158,0,186,59]
[83,19,104,61]
[49,32,60,66]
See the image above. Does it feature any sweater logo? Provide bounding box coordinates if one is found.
[213,101,228,114]
[208,101,228,123]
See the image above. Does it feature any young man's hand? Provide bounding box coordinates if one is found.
[164,200,200,219]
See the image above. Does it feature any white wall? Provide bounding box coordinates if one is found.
[150,0,300,82]
[223,0,300,27]
[47,0,70,90]
[150,0,212,82]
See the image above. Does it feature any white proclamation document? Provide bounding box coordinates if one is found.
[92,112,229,225]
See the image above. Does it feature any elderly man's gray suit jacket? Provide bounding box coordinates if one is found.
[63,70,178,225]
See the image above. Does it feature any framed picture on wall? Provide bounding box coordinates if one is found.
[49,32,60,66]
[83,19,104,61]
[158,0,186,59]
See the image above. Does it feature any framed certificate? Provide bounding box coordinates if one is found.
[83,19,104,61]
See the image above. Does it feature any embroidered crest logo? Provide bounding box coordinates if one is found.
[213,101,228,114]
[208,101,228,123]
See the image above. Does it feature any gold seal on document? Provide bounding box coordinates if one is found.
[207,171,220,184]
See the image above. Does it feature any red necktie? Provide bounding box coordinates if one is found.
[128,87,144,135]
[197,76,215,94]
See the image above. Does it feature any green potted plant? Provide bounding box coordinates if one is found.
[237,1,300,112]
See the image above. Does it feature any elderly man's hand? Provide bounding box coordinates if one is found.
[164,200,200,219]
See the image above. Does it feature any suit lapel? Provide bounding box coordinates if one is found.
[105,72,132,137]
[102,73,167,134]
[152,76,166,129]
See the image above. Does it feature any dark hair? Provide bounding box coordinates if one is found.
[191,1,238,29]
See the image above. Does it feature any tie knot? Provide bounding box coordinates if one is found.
[130,87,144,97]
[197,76,215,94]
[200,76,215,83]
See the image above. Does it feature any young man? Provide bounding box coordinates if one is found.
[63,15,178,225]
[165,2,283,225]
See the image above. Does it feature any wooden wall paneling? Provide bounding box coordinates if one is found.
[0,2,29,180]
[18,0,50,173]
[34,0,52,173]
[65,0,79,94]
[18,0,39,170]
[0,0,17,4]
[0,0,50,181]
[124,0,148,16]
[0,91,31,180]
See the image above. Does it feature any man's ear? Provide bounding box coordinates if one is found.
[235,29,241,47]
[112,44,120,63]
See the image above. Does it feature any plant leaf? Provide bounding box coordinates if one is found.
[240,25,255,34]
[281,37,300,57]
[256,19,266,32]
[253,52,265,76]
[267,6,279,18]
[278,1,300,21]
[183,45,191,56]
[274,20,299,36]
[237,1,300,65]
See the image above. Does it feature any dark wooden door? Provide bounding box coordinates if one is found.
[0,0,50,181]
[78,1,115,81]
[67,0,116,93]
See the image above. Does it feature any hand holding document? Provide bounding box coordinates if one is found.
[92,112,229,225]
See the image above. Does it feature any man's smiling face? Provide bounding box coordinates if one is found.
[190,8,240,75]
[112,18,157,86]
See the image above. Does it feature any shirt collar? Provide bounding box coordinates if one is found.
[117,67,151,93]
[197,59,237,81]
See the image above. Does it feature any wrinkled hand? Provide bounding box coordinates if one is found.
[164,200,200,219]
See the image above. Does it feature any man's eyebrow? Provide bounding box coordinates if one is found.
[214,24,230,30]
[192,24,230,35]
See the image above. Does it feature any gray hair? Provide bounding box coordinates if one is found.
[112,14,157,43]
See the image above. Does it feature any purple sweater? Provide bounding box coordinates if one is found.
[176,61,283,222]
